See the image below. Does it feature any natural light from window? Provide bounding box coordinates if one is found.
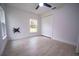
[30,19,38,33]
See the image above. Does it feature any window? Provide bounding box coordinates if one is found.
[30,19,38,33]
[0,6,7,40]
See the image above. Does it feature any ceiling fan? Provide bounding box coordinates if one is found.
[35,3,56,10]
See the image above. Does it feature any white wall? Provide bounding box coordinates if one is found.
[41,4,79,45]
[0,4,8,55]
[41,15,53,37]
[76,4,79,52]
[6,6,41,40]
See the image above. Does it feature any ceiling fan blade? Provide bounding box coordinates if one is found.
[36,5,39,9]
[52,7,56,10]
[44,3,52,8]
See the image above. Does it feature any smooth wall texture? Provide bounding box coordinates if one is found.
[6,6,41,40]
[41,15,53,37]
[41,4,79,45]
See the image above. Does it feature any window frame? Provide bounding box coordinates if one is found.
[29,18,38,33]
[0,6,7,40]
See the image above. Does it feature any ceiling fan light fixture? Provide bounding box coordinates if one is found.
[39,3,43,7]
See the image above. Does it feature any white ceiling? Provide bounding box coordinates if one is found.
[7,3,64,15]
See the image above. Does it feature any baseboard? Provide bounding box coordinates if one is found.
[7,35,76,46]
[41,35,75,46]
[41,35,52,39]
[10,35,41,41]
[53,36,76,46]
